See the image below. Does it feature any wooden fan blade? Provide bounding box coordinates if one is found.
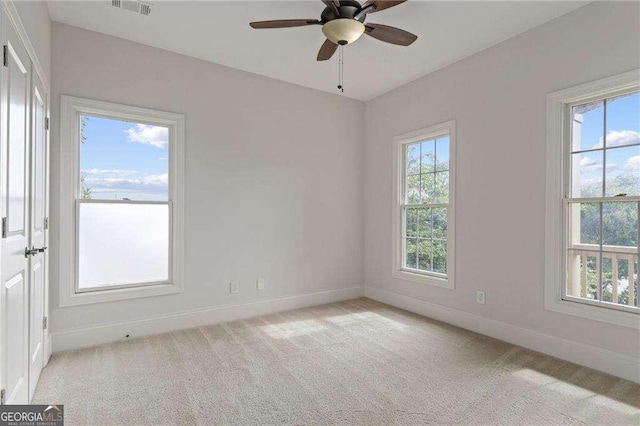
[362,1,407,13]
[250,19,320,29]
[365,23,417,46]
[317,39,338,61]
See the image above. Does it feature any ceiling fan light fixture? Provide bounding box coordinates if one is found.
[322,19,365,45]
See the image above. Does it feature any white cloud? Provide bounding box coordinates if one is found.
[85,173,167,188]
[125,124,168,149]
[579,157,596,167]
[624,155,640,171]
[82,169,138,176]
[592,130,640,149]
[579,160,616,174]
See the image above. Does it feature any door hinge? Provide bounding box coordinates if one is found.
[43,316,48,330]
[0,388,5,405]
[3,45,7,67]
[45,117,50,131]
[1,217,6,238]
[44,217,49,230]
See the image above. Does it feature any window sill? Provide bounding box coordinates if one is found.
[545,296,640,329]
[59,281,183,307]
[393,268,454,289]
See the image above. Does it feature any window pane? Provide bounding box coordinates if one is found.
[420,173,435,203]
[404,238,417,269]
[417,207,432,238]
[606,92,640,149]
[435,171,449,203]
[421,140,435,173]
[407,174,420,204]
[602,257,613,303]
[602,202,638,248]
[566,250,600,299]
[615,258,638,307]
[572,100,603,152]
[417,239,432,271]
[571,150,603,198]
[406,143,420,175]
[80,115,169,201]
[78,203,169,289]
[605,145,640,197]
[568,202,601,247]
[566,250,582,298]
[436,137,449,171]
[433,207,447,239]
[433,241,447,274]
[585,254,599,300]
[405,208,418,237]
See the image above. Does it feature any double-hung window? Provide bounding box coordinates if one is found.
[546,71,639,327]
[59,96,184,306]
[393,120,456,288]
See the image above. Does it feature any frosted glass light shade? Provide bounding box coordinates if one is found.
[322,19,365,45]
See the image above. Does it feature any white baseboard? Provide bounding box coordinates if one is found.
[364,286,640,383]
[53,286,364,352]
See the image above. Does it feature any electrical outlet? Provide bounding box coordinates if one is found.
[257,278,265,291]
[230,281,239,294]
[476,290,486,305]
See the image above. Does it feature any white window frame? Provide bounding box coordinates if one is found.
[58,95,185,307]
[392,120,456,289]
[545,70,640,329]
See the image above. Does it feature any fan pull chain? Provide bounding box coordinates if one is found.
[337,45,344,93]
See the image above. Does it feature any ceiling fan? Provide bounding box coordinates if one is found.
[250,0,417,61]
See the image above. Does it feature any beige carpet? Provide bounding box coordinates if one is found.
[34,298,639,425]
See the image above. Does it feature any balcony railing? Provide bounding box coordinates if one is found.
[567,243,638,308]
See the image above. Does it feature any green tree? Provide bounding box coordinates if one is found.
[580,175,638,306]
[80,116,92,199]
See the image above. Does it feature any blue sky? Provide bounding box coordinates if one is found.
[573,92,640,197]
[81,115,169,200]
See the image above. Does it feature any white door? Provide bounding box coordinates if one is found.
[1,11,31,405]
[28,75,47,400]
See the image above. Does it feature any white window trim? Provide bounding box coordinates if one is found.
[545,70,640,329]
[58,95,185,307]
[392,120,456,289]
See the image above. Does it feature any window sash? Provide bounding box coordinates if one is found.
[401,137,450,277]
[562,199,639,313]
[76,114,172,202]
[562,90,640,314]
[74,199,173,293]
[74,111,174,294]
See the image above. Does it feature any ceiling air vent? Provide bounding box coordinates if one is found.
[111,0,152,16]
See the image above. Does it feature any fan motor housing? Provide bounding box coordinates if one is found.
[321,0,366,23]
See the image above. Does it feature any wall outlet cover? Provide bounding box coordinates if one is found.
[257,278,265,291]
[476,290,486,305]
[230,281,239,294]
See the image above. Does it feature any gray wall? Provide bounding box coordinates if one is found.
[364,1,640,358]
[50,1,640,361]
[50,22,364,332]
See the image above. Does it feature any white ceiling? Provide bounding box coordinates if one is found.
[47,1,587,101]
